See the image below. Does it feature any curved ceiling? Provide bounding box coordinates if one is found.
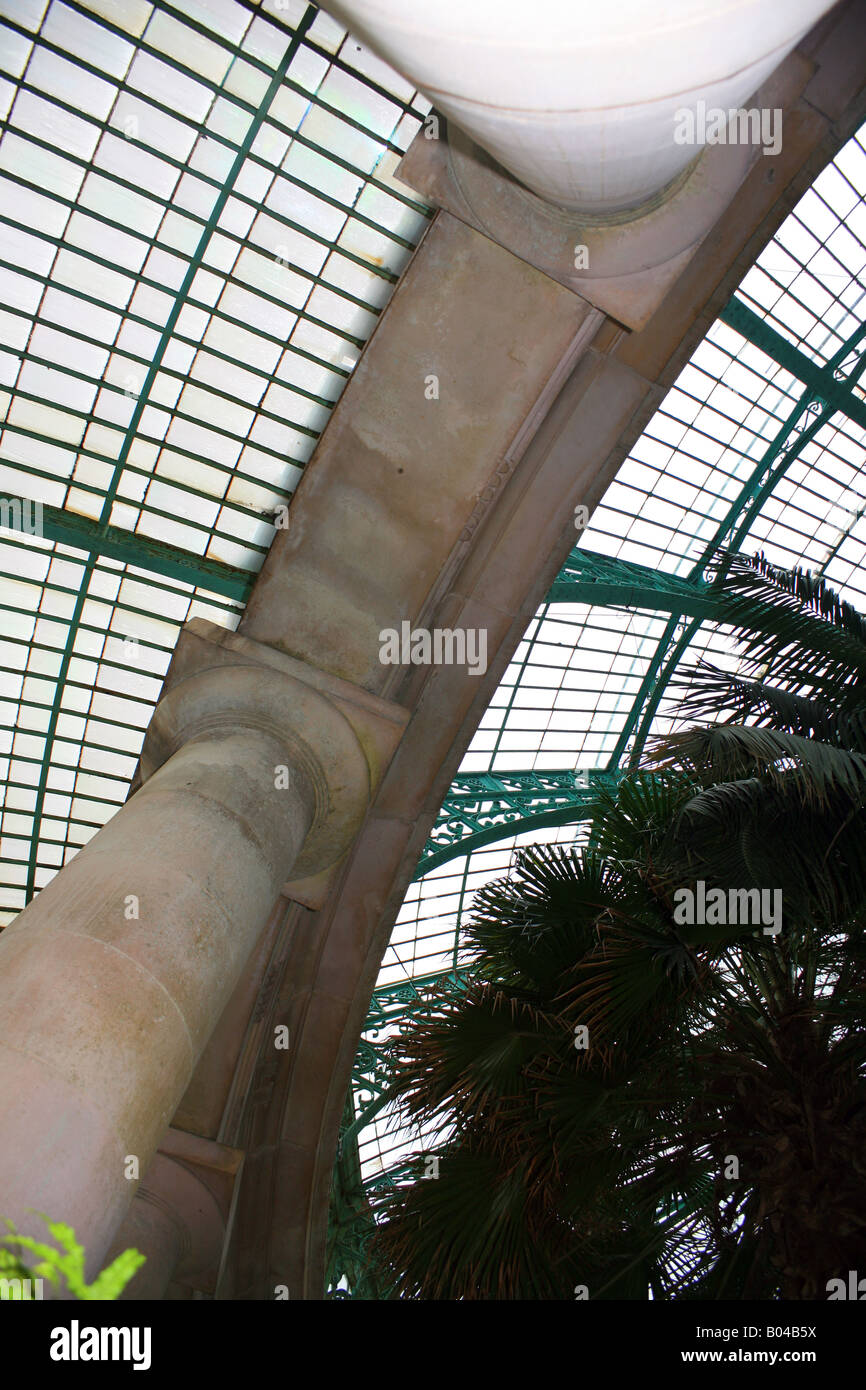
[341,117,866,1238]
[0,0,430,925]
[1,0,865,1300]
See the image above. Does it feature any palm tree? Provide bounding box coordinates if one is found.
[368,775,712,1299]
[650,550,866,923]
[645,549,866,1298]
[366,552,866,1300]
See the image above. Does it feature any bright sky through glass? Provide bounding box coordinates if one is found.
[0,0,864,1217]
[0,0,431,924]
[360,119,866,1186]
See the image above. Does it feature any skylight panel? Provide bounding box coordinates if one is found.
[0,20,36,76]
[44,1,134,78]
[357,122,866,1205]
[126,48,213,125]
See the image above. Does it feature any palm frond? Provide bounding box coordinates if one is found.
[667,662,841,738]
[651,723,866,808]
[703,551,866,699]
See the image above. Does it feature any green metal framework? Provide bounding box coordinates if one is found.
[328,121,866,1292]
[0,0,432,924]
[0,0,865,1304]
[326,969,467,1297]
[378,278,866,1025]
[417,293,866,875]
[415,767,620,877]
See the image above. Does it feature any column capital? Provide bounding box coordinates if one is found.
[138,621,410,904]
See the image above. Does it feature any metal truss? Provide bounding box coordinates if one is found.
[415,767,621,876]
[326,970,467,1298]
[413,294,866,877]
[328,264,866,1290]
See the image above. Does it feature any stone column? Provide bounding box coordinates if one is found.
[0,652,371,1280]
[108,1182,187,1302]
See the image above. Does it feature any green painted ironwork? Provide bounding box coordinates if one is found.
[0,496,253,601]
[547,548,717,615]
[326,970,467,1299]
[417,360,862,871]
[421,294,866,871]
[718,297,866,431]
[610,300,866,771]
[415,767,621,878]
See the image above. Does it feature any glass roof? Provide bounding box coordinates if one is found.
[0,0,431,924]
[344,118,866,1224]
[2,0,866,1300]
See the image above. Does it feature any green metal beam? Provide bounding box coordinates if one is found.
[609,299,866,768]
[0,496,253,601]
[626,618,698,769]
[411,296,866,880]
[416,768,621,877]
[422,328,866,865]
[611,613,683,769]
[548,549,717,616]
[328,969,468,1296]
[421,534,823,873]
[718,297,866,431]
[101,9,317,536]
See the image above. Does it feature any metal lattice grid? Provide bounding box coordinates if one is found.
[0,0,433,924]
[334,118,866,1240]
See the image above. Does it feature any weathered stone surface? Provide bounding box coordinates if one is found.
[224,3,866,1301]
[2,0,863,1305]
[239,212,594,693]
